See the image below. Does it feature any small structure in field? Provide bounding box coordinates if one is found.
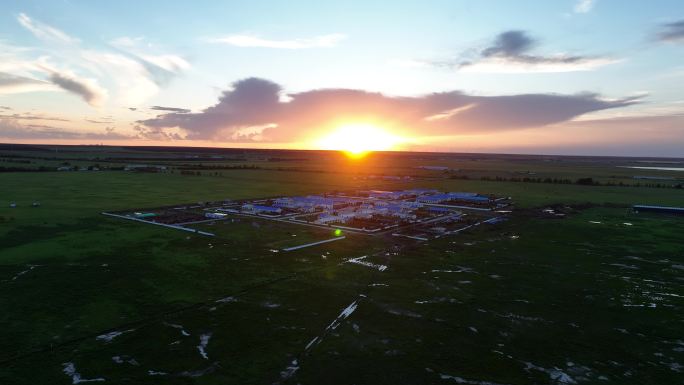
[132,212,156,219]
[417,166,451,171]
[633,205,684,215]
[124,164,167,172]
[205,212,228,219]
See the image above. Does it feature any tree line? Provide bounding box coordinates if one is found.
[449,175,683,189]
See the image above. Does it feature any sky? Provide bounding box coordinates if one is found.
[1,0,683,156]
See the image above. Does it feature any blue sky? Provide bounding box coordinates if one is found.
[1,0,683,156]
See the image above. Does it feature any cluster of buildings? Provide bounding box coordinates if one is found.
[366,189,434,200]
[416,192,490,204]
[241,204,283,215]
[240,195,360,216]
[231,189,495,227]
[271,196,356,212]
[315,200,424,224]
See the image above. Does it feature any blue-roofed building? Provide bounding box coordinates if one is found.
[447,192,478,199]
[368,190,413,200]
[406,188,439,194]
[273,195,354,212]
[633,205,684,215]
[453,195,490,203]
[254,205,282,213]
[369,190,393,199]
[417,194,451,203]
[242,204,282,215]
[417,192,491,204]
[273,197,295,208]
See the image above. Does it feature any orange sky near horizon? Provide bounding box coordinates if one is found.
[5,115,681,158]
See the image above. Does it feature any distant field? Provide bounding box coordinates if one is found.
[0,146,682,384]
[3,144,684,185]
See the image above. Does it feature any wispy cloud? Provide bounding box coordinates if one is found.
[459,56,618,73]
[209,33,346,49]
[109,37,190,85]
[0,112,70,122]
[79,50,161,105]
[150,105,191,113]
[655,20,684,43]
[17,13,79,44]
[40,64,108,107]
[0,117,131,140]
[387,59,433,69]
[457,30,619,73]
[574,0,595,14]
[85,116,115,124]
[0,72,56,94]
[7,14,190,107]
[16,43,109,106]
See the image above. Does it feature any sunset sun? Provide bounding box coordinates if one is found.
[314,124,404,157]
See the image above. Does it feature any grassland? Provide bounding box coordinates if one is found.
[0,146,683,384]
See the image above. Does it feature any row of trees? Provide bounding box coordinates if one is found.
[0,166,54,172]
[450,175,683,189]
[176,164,260,170]
[0,158,31,164]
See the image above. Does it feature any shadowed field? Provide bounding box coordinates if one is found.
[1,148,683,384]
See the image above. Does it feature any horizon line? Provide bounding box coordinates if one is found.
[1,142,683,160]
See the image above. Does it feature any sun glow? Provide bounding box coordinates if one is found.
[314,124,404,158]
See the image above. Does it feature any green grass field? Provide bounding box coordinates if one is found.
[1,147,683,384]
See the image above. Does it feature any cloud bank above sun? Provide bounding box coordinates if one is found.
[136,77,640,145]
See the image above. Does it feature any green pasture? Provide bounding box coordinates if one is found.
[0,149,682,384]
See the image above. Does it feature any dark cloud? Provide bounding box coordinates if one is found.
[0,72,51,92]
[140,78,282,140]
[0,106,12,110]
[138,77,640,142]
[482,30,535,57]
[150,105,191,113]
[458,30,617,72]
[656,20,684,43]
[85,118,114,124]
[47,70,107,107]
